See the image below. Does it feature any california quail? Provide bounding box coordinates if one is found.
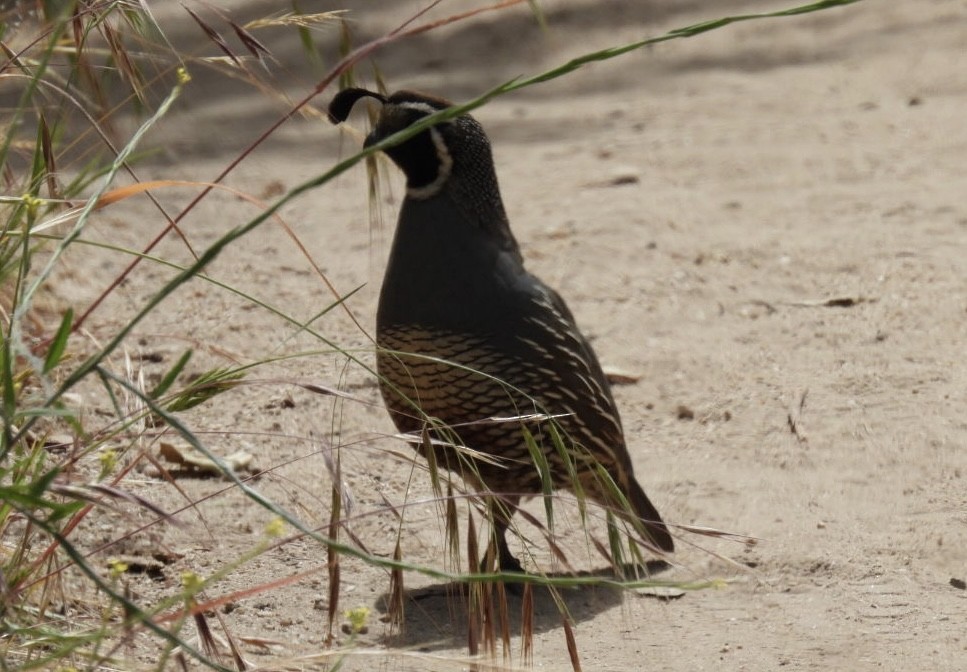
[329,88,674,571]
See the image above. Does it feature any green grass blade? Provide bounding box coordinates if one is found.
[41,307,73,374]
[522,425,554,533]
[149,349,193,399]
[163,367,245,413]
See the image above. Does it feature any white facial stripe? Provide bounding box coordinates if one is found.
[407,126,453,200]
[394,101,443,115]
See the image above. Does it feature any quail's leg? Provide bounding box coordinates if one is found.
[482,495,523,574]
[492,521,524,574]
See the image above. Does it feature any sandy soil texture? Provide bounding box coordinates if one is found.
[49,1,965,670]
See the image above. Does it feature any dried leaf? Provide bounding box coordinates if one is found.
[636,585,687,599]
[158,442,254,475]
[603,367,641,385]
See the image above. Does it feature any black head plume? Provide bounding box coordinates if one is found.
[327,87,387,125]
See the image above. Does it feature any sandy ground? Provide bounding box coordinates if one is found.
[45,1,966,670]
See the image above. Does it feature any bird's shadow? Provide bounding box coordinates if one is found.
[373,560,673,652]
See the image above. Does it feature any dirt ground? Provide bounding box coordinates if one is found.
[50,1,966,670]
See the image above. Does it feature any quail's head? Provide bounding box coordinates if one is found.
[329,88,493,195]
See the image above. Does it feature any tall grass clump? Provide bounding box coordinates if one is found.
[1,4,232,669]
[1,0,861,670]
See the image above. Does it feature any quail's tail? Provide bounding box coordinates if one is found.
[626,478,675,553]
